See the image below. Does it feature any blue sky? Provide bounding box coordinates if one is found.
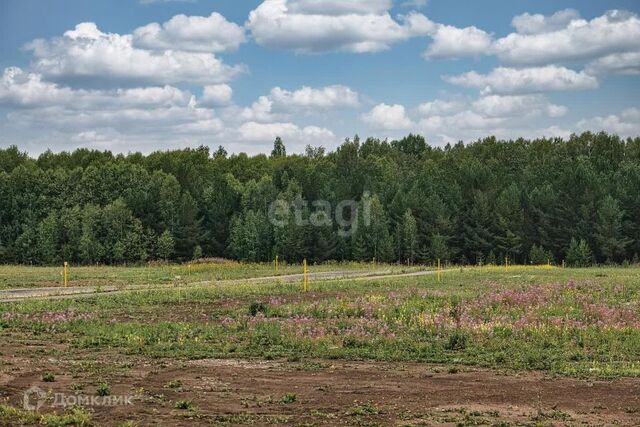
[1,0,639,155]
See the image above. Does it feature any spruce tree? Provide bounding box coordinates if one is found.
[594,196,632,263]
[566,238,593,267]
[157,230,175,261]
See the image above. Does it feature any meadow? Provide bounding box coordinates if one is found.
[0,261,379,290]
[0,264,639,425]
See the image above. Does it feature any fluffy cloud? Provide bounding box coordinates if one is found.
[493,10,640,65]
[424,9,640,77]
[199,84,233,107]
[1,70,339,154]
[511,9,580,35]
[424,24,492,58]
[362,103,413,130]
[576,108,640,138]
[238,121,334,142]
[418,99,465,116]
[246,0,434,53]
[133,13,246,53]
[0,67,193,109]
[239,96,280,123]
[236,84,360,121]
[445,66,598,95]
[586,51,640,76]
[287,0,392,15]
[269,85,359,108]
[26,23,246,86]
[471,95,567,118]
[409,94,571,144]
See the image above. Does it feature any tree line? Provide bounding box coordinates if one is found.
[1,132,639,266]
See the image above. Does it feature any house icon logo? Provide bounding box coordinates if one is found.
[23,385,47,411]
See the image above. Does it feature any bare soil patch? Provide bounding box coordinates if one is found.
[0,342,638,426]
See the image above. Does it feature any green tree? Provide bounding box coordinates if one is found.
[79,204,105,264]
[157,230,175,261]
[399,209,418,263]
[270,137,286,158]
[174,192,203,261]
[594,196,632,263]
[566,238,593,267]
[529,244,552,265]
[192,244,203,260]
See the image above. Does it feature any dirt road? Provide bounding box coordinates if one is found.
[0,269,437,302]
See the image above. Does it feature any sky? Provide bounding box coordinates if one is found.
[1,0,639,156]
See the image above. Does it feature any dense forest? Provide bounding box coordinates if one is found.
[1,132,639,266]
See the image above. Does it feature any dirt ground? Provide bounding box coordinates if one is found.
[0,342,638,426]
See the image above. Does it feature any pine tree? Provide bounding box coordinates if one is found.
[566,238,593,267]
[528,244,552,265]
[79,204,104,264]
[429,233,450,263]
[157,230,175,261]
[594,196,632,263]
[37,213,59,265]
[174,192,203,261]
[192,244,203,260]
[463,192,493,263]
[486,250,496,265]
[400,209,418,263]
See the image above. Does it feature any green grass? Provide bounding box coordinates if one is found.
[1,265,639,379]
[0,404,92,426]
[0,260,382,290]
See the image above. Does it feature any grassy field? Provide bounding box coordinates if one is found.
[0,264,639,425]
[0,261,383,290]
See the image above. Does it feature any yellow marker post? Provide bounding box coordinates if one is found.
[275,255,279,273]
[437,258,441,283]
[303,259,308,292]
[505,256,508,271]
[63,262,68,287]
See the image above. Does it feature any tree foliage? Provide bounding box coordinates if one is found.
[0,132,638,265]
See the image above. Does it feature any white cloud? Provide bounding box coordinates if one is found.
[362,103,413,130]
[269,85,359,108]
[424,24,492,58]
[1,68,339,154]
[26,22,246,86]
[133,12,245,53]
[287,0,392,16]
[445,66,598,95]
[494,10,640,65]
[511,9,580,35]
[238,121,334,142]
[576,108,640,138]
[200,84,233,107]
[246,0,434,53]
[236,84,360,121]
[410,93,571,144]
[239,96,280,123]
[417,99,465,116]
[422,9,640,75]
[0,67,193,109]
[586,51,640,76]
[471,94,567,118]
